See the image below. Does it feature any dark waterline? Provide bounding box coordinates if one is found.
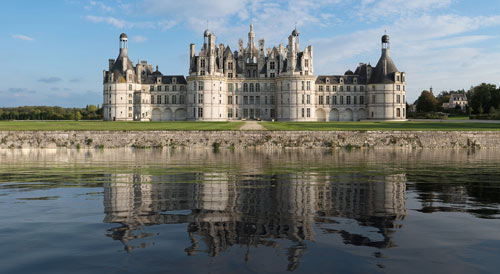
[0,148,499,274]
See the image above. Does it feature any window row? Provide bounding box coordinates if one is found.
[317,85,365,92]
[148,85,186,92]
[151,95,185,105]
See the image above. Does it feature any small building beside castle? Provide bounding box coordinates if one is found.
[103,26,406,121]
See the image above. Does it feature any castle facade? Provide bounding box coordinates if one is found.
[103,26,406,121]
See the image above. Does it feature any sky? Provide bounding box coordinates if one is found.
[1,0,500,107]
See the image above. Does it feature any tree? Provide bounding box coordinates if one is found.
[468,83,495,114]
[416,90,438,112]
[75,111,82,121]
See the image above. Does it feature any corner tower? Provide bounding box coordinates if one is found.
[103,33,141,121]
[367,34,406,120]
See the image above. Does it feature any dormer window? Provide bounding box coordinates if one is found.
[326,78,330,83]
[354,78,357,84]
[201,59,205,68]
[173,78,176,84]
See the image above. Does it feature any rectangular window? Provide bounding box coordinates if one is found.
[347,96,351,105]
[172,95,177,104]
[165,95,169,104]
[243,96,248,105]
[302,94,305,104]
[228,83,233,92]
[265,96,268,105]
[319,85,323,92]
[301,81,305,90]
[333,96,337,104]
[305,59,309,67]
[228,108,233,118]
[256,96,260,105]
[228,62,233,70]
[151,95,155,104]
[270,95,275,105]
[250,96,254,105]
[339,86,344,92]
[157,86,161,91]
[243,109,248,118]
[307,108,310,118]
[354,96,357,105]
[397,95,401,103]
[326,86,330,92]
[201,59,205,68]
[157,95,161,104]
[333,86,337,92]
[270,62,275,70]
[244,83,248,92]
[198,82,203,91]
[306,95,310,104]
[198,108,203,118]
[397,108,401,117]
[340,96,344,104]
[307,81,311,91]
[360,96,364,105]
[180,95,185,104]
[228,96,233,104]
[326,96,330,105]
[360,86,364,92]
[270,109,275,118]
[270,73,275,78]
[301,108,305,117]
[319,95,323,105]
[250,83,254,92]
[256,83,260,92]
[347,86,351,92]
[397,85,401,91]
[172,85,176,92]
[236,95,238,105]
[165,85,169,92]
[150,85,154,91]
[129,84,132,91]
[228,72,233,78]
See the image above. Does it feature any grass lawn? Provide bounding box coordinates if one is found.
[447,116,470,120]
[0,121,244,131]
[259,121,500,131]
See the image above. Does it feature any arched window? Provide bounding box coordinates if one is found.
[250,83,254,92]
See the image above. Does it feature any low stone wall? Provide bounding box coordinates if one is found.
[0,131,499,149]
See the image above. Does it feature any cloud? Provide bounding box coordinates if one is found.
[85,15,176,30]
[359,0,452,20]
[8,88,36,94]
[38,77,63,83]
[131,35,148,43]
[69,78,83,83]
[86,15,128,28]
[86,0,113,12]
[12,34,34,41]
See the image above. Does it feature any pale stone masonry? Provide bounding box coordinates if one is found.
[103,26,407,121]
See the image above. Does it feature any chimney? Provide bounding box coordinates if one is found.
[190,44,195,58]
[109,59,115,70]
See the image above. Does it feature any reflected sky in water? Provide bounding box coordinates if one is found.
[0,148,499,274]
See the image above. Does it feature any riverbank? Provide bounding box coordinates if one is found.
[1,130,499,149]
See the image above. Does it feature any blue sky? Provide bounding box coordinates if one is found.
[1,0,500,107]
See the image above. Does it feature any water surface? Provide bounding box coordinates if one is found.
[1,148,499,274]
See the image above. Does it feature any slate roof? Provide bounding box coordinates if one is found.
[369,50,398,84]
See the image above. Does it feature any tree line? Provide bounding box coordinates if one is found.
[413,83,500,119]
[0,105,103,120]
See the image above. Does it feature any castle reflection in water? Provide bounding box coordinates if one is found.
[103,171,406,270]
